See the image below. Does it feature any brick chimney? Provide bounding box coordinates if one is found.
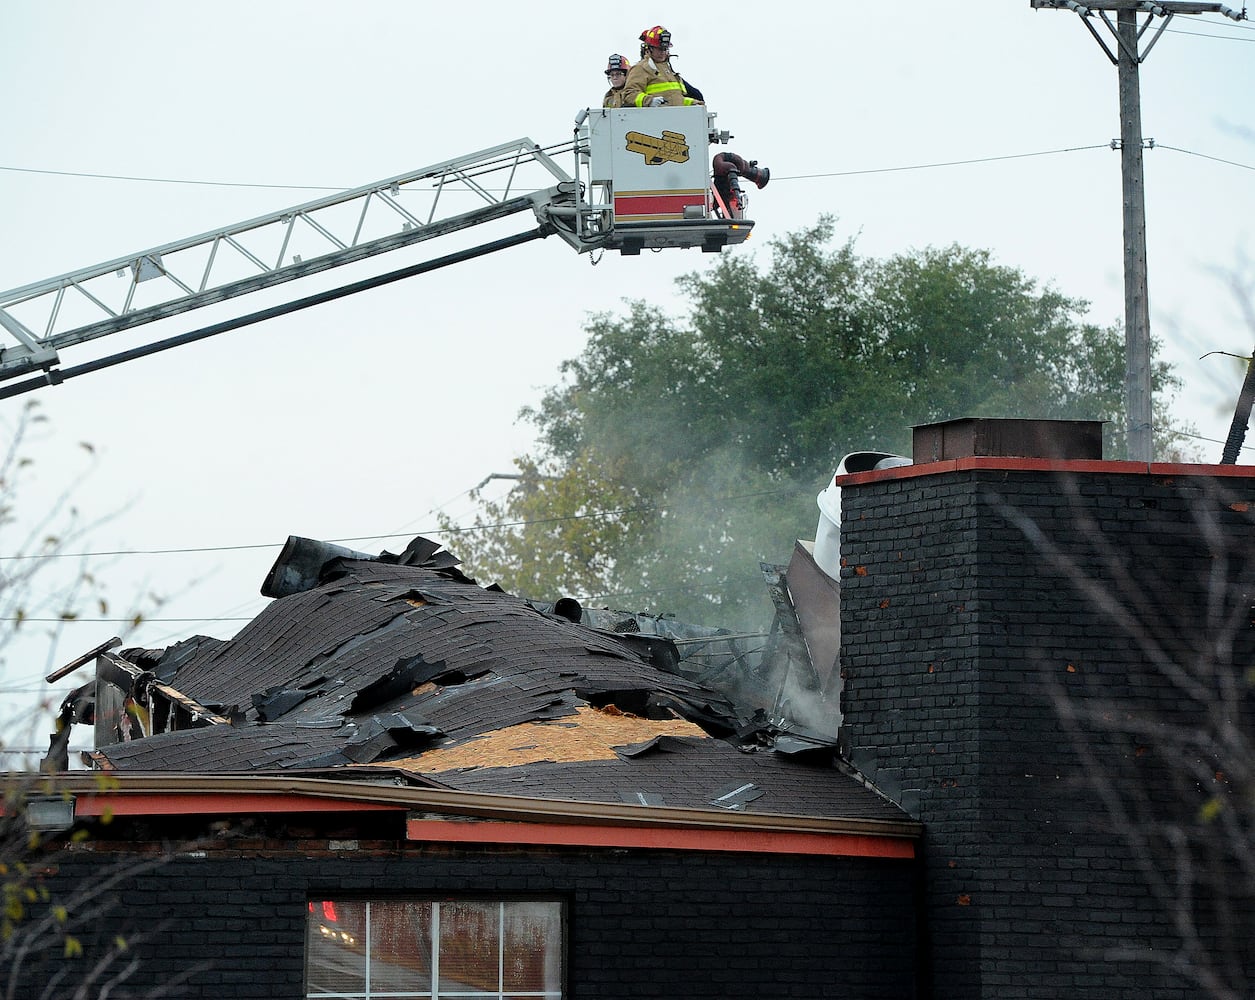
[830,419,1255,997]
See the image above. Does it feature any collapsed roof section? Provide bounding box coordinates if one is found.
[50,535,900,822]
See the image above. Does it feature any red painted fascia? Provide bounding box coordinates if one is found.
[405,818,915,859]
[836,457,1255,487]
[68,793,914,858]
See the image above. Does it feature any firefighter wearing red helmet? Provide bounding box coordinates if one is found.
[602,53,630,109]
[623,26,703,109]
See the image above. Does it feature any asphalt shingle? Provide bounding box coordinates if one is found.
[98,541,909,823]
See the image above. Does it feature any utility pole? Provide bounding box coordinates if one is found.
[1117,7,1153,463]
[1030,1,1247,462]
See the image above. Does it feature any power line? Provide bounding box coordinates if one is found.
[1158,145,1255,172]
[0,539,285,561]
[0,748,91,755]
[2,145,1110,191]
[0,141,577,194]
[0,487,806,564]
[0,143,1248,575]
[1164,24,1255,39]
[0,163,345,192]
[784,144,1254,183]
[0,617,254,625]
[1178,429,1255,452]
[780,145,1110,182]
[3,422,1251,570]
[4,142,1251,196]
[0,432,1250,623]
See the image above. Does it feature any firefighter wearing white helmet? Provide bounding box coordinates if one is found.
[623,26,703,108]
[602,54,630,109]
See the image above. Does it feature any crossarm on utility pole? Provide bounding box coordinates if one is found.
[1026,0,1249,459]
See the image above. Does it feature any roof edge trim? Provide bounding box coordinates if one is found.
[43,772,922,839]
[838,457,1255,487]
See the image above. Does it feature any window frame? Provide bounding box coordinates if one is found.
[304,895,567,1000]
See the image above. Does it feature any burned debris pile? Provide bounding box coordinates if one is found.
[46,535,893,820]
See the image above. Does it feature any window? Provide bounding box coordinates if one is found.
[305,898,564,1000]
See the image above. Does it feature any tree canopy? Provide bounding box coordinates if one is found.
[443,218,1187,627]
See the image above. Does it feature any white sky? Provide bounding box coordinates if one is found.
[2,2,1254,756]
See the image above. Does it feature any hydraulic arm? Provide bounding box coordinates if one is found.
[0,109,752,393]
[0,139,581,386]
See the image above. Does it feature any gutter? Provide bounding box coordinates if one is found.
[33,772,922,858]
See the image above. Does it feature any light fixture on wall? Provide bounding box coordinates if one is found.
[25,795,76,832]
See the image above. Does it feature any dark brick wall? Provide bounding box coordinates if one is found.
[839,467,1255,999]
[26,839,918,1000]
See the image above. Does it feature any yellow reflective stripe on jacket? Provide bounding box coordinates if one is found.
[634,80,684,107]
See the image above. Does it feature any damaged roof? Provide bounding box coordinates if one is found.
[78,536,907,824]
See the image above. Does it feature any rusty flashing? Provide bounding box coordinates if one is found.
[911,417,1103,462]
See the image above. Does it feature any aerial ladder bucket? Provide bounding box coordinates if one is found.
[561,105,754,255]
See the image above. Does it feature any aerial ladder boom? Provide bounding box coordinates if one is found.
[0,107,751,394]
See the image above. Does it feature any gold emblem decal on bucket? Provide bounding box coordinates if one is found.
[624,130,690,165]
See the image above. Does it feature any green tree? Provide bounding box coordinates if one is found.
[446,218,1189,627]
